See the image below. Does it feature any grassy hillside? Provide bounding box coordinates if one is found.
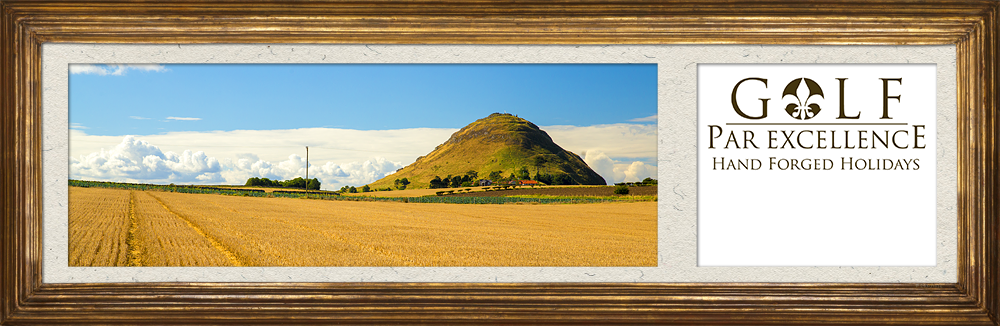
[368,113,605,190]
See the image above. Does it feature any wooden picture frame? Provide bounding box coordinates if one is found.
[2,1,997,324]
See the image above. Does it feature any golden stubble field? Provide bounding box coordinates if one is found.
[69,186,656,267]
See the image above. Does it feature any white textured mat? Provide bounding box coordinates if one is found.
[42,44,956,283]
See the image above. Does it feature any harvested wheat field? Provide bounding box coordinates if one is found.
[69,186,656,267]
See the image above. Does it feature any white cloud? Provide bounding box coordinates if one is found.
[166,117,201,121]
[127,64,170,72]
[68,123,656,188]
[70,123,88,130]
[71,135,222,184]
[71,135,407,190]
[583,149,657,185]
[70,128,454,169]
[629,115,657,122]
[543,123,657,159]
[69,64,169,76]
[313,157,404,189]
[129,116,150,120]
[617,161,657,183]
[582,150,619,184]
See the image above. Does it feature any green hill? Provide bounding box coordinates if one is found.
[367,113,606,190]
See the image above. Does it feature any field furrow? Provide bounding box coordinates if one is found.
[125,191,142,266]
[214,201,418,266]
[70,186,656,267]
[135,191,237,266]
[69,187,130,266]
[148,191,397,266]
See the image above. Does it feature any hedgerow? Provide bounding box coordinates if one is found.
[69,180,647,205]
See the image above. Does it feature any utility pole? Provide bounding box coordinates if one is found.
[305,146,309,192]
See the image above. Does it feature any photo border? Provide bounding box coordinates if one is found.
[2,1,997,323]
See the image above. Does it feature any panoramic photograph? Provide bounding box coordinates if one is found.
[68,63,658,267]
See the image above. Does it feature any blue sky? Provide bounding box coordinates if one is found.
[69,64,658,188]
[70,64,656,135]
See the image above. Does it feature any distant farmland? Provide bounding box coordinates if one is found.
[69,186,656,267]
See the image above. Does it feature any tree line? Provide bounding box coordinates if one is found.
[428,170,480,189]
[427,168,581,189]
[244,177,321,190]
[614,177,658,187]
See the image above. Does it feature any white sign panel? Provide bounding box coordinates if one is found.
[698,64,936,266]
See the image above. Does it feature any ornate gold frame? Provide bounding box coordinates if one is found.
[2,1,997,324]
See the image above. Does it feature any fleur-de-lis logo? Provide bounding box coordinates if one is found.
[782,78,824,120]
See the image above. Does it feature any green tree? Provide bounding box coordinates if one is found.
[429,176,445,189]
[307,178,321,190]
[394,178,410,190]
[488,170,503,181]
[450,176,463,188]
[361,185,370,192]
[614,184,630,195]
[465,170,479,180]
[553,174,574,185]
[517,167,530,180]
[348,186,358,193]
[532,155,549,176]
[534,172,554,185]
[282,177,306,189]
